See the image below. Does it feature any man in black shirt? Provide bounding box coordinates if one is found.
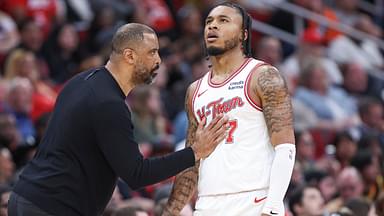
[8,23,228,216]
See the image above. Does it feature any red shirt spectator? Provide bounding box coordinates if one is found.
[133,0,175,33]
[1,0,57,37]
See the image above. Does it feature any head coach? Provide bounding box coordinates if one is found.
[8,23,228,216]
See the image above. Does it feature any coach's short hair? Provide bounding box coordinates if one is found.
[111,23,155,54]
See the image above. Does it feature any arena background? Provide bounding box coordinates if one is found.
[0,0,383,215]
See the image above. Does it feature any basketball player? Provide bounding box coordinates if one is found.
[163,3,296,216]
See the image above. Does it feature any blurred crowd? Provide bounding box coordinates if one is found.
[0,0,383,215]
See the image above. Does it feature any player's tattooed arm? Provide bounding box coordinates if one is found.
[162,82,200,216]
[253,65,295,146]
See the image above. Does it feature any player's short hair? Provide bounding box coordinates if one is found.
[111,23,155,54]
[208,2,253,57]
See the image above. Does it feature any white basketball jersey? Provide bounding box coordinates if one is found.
[192,58,275,196]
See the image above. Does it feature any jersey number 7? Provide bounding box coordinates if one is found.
[226,119,238,144]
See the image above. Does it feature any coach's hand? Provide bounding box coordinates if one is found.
[191,114,229,161]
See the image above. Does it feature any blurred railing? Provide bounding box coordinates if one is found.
[264,1,384,50]
[251,19,299,45]
[250,1,384,79]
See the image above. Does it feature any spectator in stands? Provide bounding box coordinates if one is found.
[333,0,360,26]
[3,49,56,121]
[268,0,310,56]
[255,36,283,68]
[290,90,321,132]
[17,20,43,54]
[0,112,21,151]
[358,134,382,161]
[304,0,342,45]
[10,113,51,168]
[357,98,384,146]
[303,169,338,204]
[161,4,204,90]
[281,28,343,86]
[77,54,105,73]
[0,11,19,62]
[88,0,134,24]
[43,23,81,84]
[290,164,305,192]
[351,150,383,201]
[341,62,384,103]
[328,15,383,72]
[354,14,383,69]
[132,0,177,38]
[152,64,185,123]
[4,78,35,145]
[86,6,121,55]
[0,146,14,186]
[288,185,326,216]
[295,130,316,171]
[334,132,357,169]
[173,4,204,65]
[294,58,360,131]
[354,14,382,38]
[326,167,364,212]
[14,20,49,78]
[0,0,57,36]
[171,57,210,148]
[315,172,338,203]
[130,85,173,148]
[58,0,94,29]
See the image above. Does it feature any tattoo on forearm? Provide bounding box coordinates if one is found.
[257,66,293,134]
[164,85,200,215]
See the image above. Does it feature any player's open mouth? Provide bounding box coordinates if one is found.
[207,32,218,42]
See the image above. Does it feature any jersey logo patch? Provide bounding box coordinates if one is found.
[228,81,244,90]
[254,196,267,203]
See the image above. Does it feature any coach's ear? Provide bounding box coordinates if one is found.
[122,48,136,64]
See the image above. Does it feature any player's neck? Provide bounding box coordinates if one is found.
[105,60,135,96]
[210,49,247,76]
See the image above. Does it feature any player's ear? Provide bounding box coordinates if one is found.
[122,48,135,64]
[243,29,248,42]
